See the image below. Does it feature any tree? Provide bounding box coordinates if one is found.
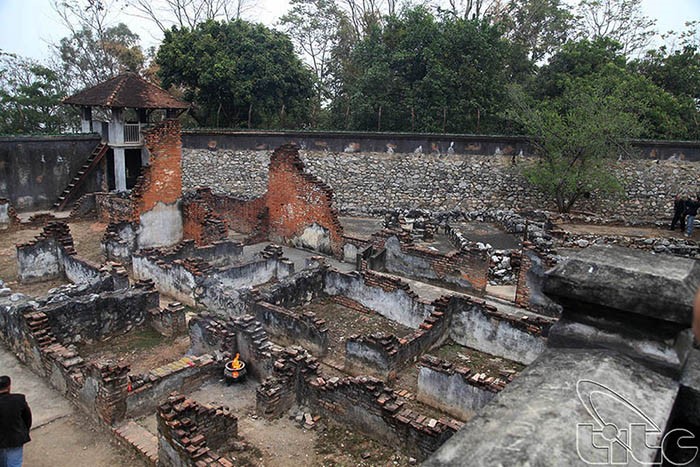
[534,38,695,139]
[508,78,644,213]
[0,52,75,134]
[499,0,574,63]
[574,0,656,57]
[156,19,314,128]
[440,0,508,20]
[534,37,626,97]
[279,0,344,121]
[125,0,254,33]
[57,23,145,90]
[328,7,513,133]
[53,0,144,90]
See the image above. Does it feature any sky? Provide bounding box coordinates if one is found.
[0,0,699,62]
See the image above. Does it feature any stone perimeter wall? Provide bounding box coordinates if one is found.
[182,149,700,221]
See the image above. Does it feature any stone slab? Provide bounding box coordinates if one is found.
[548,320,693,378]
[424,348,679,466]
[544,245,700,324]
[678,347,700,423]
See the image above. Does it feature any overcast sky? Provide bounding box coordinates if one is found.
[0,0,698,62]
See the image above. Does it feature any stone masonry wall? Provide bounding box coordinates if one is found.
[182,149,700,221]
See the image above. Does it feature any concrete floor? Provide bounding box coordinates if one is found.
[0,343,146,466]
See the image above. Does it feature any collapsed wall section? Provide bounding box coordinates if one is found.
[182,144,345,256]
[17,221,129,290]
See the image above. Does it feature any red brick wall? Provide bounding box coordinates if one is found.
[183,145,344,255]
[181,197,227,246]
[132,119,183,220]
[265,144,344,255]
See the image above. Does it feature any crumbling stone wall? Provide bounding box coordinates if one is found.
[183,149,700,221]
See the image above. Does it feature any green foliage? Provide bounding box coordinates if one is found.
[327,6,513,133]
[533,37,694,139]
[501,0,574,63]
[58,23,145,90]
[156,19,314,128]
[0,53,76,135]
[508,78,645,213]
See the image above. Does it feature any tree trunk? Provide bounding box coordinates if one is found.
[248,103,253,129]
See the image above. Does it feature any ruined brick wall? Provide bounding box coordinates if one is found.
[324,269,433,329]
[344,296,451,380]
[448,295,552,364]
[265,144,344,255]
[181,195,227,246]
[41,288,159,344]
[256,267,326,308]
[182,145,344,256]
[253,301,329,355]
[378,234,489,295]
[16,222,75,283]
[256,347,463,460]
[126,354,217,418]
[157,393,237,467]
[417,355,514,420]
[187,187,268,241]
[95,193,134,223]
[134,119,182,217]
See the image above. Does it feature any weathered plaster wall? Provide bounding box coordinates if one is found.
[324,270,433,329]
[137,201,183,249]
[449,298,548,364]
[0,134,102,210]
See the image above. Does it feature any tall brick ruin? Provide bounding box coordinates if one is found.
[183,144,344,256]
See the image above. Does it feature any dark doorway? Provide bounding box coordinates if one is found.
[106,149,115,191]
[125,149,143,189]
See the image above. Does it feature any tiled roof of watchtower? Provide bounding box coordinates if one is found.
[63,72,189,109]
